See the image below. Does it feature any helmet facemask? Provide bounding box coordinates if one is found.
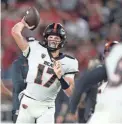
[47,35,62,52]
[43,23,66,52]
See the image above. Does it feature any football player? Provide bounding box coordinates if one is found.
[86,42,122,124]
[88,43,122,124]
[11,54,28,123]
[11,18,78,123]
[65,41,119,123]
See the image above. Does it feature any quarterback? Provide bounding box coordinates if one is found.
[11,17,78,123]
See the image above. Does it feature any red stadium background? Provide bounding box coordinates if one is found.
[1,0,122,122]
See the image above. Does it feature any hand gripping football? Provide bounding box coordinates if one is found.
[24,7,40,30]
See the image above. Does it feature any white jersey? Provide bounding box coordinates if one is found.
[89,84,122,124]
[89,44,122,124]
[106,43,122,84]
[22,41,78,102]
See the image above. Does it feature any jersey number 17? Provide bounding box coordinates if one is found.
[34,64,57,88]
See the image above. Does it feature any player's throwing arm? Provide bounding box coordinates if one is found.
[11,7,40,51]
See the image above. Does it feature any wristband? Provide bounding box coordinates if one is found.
[59,76,70,90]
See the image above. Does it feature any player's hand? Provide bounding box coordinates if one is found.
[56,115,64,123]
[65,113,77,123]
[53,59,62,79]
[21,17,35,30]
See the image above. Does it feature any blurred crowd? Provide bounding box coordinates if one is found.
[1,0,122,122]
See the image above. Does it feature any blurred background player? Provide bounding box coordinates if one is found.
[65,41,119,123]
[88,43,122,124]
[77,59,100,123]
[11,52,28,123]
[11,37,35,123]
[56,58,101,123]
[11,11,78,123]
[55,89,69,123]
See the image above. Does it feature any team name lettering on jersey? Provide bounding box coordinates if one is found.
[44,61,53,67]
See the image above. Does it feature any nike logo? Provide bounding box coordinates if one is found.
[61,64,65,65]
[48,107,53,109]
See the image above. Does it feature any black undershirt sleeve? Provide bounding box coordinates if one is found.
[70,65,107,114]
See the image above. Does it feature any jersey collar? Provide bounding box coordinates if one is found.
[47,50,65,61]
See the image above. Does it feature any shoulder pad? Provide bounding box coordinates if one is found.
[65,55,75,60]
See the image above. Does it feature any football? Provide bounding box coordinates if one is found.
[24,7,40,30]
